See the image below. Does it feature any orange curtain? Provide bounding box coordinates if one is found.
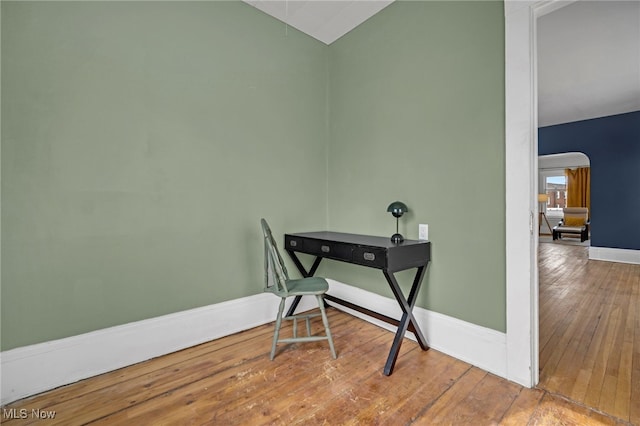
[565,167,590,211]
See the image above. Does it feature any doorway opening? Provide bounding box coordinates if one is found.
[538,152,590,238]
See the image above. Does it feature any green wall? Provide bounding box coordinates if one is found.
[326,1,506,331]
[1,1,506,351]
[1,1,328,350]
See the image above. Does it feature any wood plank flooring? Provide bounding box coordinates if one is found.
[538,242,640,425]
[2,299,635,425]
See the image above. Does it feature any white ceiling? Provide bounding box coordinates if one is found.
[243,0,394,44]
[537,1,640,127]
[244,0,640,127]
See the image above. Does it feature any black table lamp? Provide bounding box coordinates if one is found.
[387,201,408,243]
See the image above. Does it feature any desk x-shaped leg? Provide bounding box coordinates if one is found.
[382,266,429,375]
[285,250,429,375]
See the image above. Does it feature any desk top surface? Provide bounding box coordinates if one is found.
[285,231,429,249]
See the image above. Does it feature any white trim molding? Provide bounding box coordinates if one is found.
[504,0,539,389]
[504,0,581,390]
[1,282,507,406]
[589,246,640,265]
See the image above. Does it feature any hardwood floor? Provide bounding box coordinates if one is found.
[538,242,640,425]
[2,301,635,425]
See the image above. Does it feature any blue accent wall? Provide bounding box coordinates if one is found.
[538,111,640,250]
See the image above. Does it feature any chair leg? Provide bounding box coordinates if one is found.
[317,295,337,359]
[270,298,286,360]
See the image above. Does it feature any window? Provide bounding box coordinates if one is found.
[545,175,566,213]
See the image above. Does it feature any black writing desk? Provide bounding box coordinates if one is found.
[284,231,431,375]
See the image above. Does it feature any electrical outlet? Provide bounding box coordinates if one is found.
[419,224,429,240]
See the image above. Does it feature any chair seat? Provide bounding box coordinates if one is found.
[553,225,586,232]
[284,277,329,295]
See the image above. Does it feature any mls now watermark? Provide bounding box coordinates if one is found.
[3,408,57,420]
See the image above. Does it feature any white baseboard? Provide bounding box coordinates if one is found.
[589,246,640,264]
[325,280,507,378]
[0,293,317,406]
[1,282,507,406]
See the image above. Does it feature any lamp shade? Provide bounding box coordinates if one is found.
[387,201,409,218]
[538,194,549,203]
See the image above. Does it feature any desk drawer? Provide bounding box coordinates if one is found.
[352,247,386,269]
[304,239,353,261]
[285,236,305,251]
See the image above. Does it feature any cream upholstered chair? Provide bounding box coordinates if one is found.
[552,207,590,242]
[260,219,336,360]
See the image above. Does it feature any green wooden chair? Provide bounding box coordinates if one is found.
[260,218,337,360]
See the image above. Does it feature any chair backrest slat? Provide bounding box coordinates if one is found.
[261,219,289,294]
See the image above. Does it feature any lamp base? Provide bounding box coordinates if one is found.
[390,233,404,244]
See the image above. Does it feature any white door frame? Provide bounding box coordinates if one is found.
[504,0,577,388]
